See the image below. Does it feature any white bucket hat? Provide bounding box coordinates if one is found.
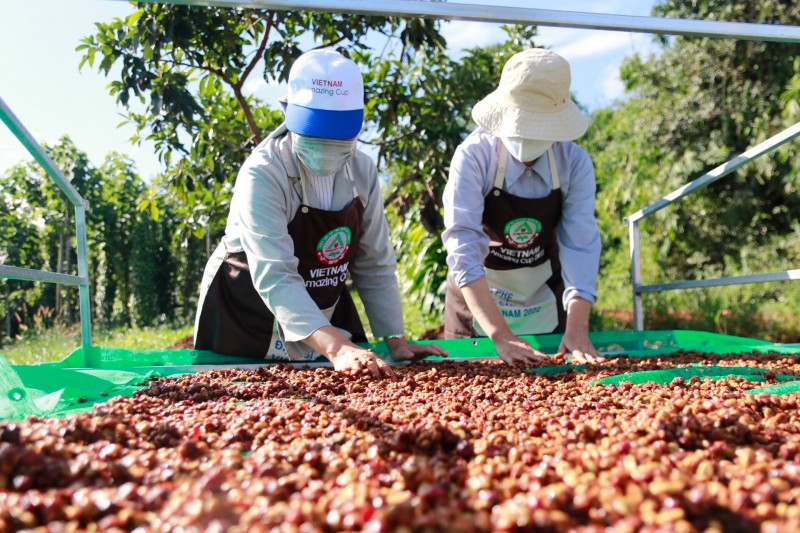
[284,49,364,140]
[471,48,588,142]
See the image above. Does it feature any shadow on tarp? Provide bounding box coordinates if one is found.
[1,330,798,420]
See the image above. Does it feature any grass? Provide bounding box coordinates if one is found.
[0,323,194,365]
[5,283,797,368]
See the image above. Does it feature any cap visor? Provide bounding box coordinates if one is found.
[285,104,363,140]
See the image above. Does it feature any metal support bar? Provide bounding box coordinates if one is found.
[0,97,88,211]
[625,120,800,331]
[75,207,92,349]
[627,121,800,224]
[1,97,93,348]
[637,270,800,294]
[113,0,800,43]
[628,220,644,331]
[0,265,87,286]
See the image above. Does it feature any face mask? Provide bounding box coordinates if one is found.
[292,134,357,176]
[501,137,553,163]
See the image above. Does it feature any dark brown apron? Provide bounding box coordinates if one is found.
[445,145,566,338]
[195,164,366,358]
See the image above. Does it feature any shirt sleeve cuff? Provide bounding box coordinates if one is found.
[280,320,328,343]
[563,288,597,306]
[455,264,486,287]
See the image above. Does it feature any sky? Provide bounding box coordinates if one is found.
[0,0,661,182]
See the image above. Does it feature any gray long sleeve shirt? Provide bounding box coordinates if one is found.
[195,128,404,358]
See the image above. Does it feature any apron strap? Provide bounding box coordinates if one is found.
[546,147,561,190]
[494,142,509,190]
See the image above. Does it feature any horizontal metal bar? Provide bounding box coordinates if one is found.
[635,269,800,294]
[0,97,88,210]
[0,265,88,286]
[112,0,800,42]
[626,122,800,225]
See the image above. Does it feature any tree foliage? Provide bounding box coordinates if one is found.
[2,0,792,342]
[0,137,197,340]
[76,3,499,324]
[583,0,800,333]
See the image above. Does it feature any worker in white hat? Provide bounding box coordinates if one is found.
[443,48,604,368]
[194,49,446,377]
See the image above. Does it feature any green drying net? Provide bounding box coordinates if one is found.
[1,330,798,420]
[591,365,800,387]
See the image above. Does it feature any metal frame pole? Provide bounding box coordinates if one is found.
[627,122,800,225]
[627,218,644,331]
[625,121,800,327]
[75,208,92,349]
[0,97,92,348]
[0,98,87,211]
[114,0,800,43]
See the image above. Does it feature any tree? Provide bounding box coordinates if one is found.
[78,4,463,327]
[617,0,800,276]
[0,168,46,342]
[0,138,188,335]
[581,0,800,337]
[79,5,444,233]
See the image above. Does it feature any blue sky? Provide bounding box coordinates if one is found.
[0,0,660,181]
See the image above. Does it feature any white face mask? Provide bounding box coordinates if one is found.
[292,134,357,176]
[501,137,553,163]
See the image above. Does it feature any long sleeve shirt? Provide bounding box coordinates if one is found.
[442,129,601,306]
[196,128,404,358]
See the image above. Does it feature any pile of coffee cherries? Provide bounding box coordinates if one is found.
[1,350,799,531]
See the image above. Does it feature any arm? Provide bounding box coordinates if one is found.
[556,297,604,364]
[349,154,447,361]
[461,277,549,367]
[304,326,394,378]
[234,150,391,376]
[443,135,547,367]
[555,144,604,364]
[234,156,330,341]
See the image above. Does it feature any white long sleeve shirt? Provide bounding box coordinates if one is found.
[442,129,601,306]
[196,129,404,357]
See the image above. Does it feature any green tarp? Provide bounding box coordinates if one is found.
[1,330,798,420]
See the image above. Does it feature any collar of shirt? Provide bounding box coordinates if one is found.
[502,147,553,189]
[277,133,307,202]
[278,133,300,179]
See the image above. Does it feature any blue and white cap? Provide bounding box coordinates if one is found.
[284,49,364,140]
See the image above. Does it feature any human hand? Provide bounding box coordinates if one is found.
[328,347,395,378]
[387,338,449,362]
[555,332,605,365]
[493,332,551,368]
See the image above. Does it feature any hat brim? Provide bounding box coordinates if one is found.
[472,91,589,142]
[285,103,363,140]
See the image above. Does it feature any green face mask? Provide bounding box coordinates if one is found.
[291,134,357,176]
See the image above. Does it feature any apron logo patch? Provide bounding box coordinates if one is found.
[504,217,542,249]
[316,226,352,265]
